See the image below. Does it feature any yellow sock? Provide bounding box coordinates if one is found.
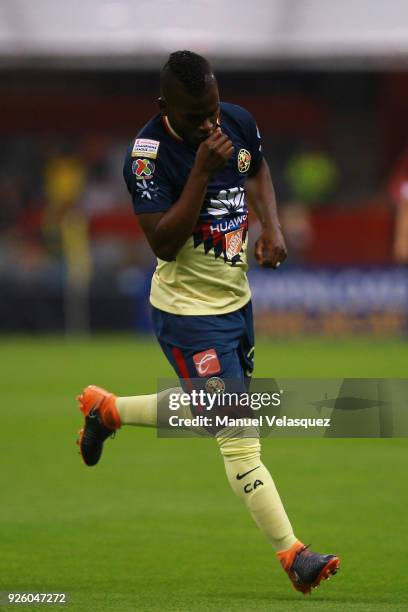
[116,392,158,426]
[116,388,195,428]
[217,430,297,551]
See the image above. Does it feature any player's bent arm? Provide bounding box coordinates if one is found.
[245,158,287,268]
[138,129,234,261]
[138,167,210,261]
[246,158,281,231]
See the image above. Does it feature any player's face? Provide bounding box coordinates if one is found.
[162,80,220,148]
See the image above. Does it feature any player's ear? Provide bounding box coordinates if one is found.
[158,97,167,115]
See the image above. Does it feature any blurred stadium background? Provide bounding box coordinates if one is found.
[1,0,408,337]
[1,2,408,611]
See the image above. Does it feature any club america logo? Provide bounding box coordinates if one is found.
[205,377,225,393]
[237,149,251,173]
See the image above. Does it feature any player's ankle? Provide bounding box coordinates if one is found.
[101,395,122,430]
[277,539,305,571]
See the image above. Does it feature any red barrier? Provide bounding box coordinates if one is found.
[306,205,394,265]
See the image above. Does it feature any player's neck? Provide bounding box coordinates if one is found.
[162,116,183,142]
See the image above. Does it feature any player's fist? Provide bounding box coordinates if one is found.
[255,226,287,268]
[194,128,234,175]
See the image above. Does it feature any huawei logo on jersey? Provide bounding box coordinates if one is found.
[193,349,221,377]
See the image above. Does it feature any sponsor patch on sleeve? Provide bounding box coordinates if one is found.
[132,158,155,179]
[193,349,221,377]
[131,138,160,159]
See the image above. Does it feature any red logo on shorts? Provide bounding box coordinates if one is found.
[193,349,221,377]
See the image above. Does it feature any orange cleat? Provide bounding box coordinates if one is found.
[277,540,340,595]
[76,385,121,467]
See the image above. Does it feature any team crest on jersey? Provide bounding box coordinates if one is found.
[237,148,251,173]
[132,158,155,179]
[205,376,225,393]
[131,138,160,159]
[225,228,243,260]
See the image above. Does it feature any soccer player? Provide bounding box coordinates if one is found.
[76,51,340,595]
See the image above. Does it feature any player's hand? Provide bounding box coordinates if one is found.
[255,226,287,268]
[194,128,234,175]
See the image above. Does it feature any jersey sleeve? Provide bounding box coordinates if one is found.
[241,109,263,177]
[123,138,174,215]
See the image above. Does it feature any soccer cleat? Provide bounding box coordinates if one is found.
[76,385,121,467]
[277,540,340,595]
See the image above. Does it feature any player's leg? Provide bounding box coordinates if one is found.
[214,322,299,551]
[216,430,296,550]
[215,302,340,594]
[75,306,199,465]
[116,387,188,427]
[148,303,303,557]
[217,430,339,593]
[78,308,239,438]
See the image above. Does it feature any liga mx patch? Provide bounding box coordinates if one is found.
[131,138,160,159]
[225,228,243,260]
[193,349,221,377]
[132,158,155,179]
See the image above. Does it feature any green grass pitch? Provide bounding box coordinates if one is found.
[1,336,407,611]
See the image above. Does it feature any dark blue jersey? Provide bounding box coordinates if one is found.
[123,102,263,315]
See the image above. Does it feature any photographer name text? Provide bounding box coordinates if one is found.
[167,415,331,429]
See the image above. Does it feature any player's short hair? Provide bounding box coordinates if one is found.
[162,50,213,96]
